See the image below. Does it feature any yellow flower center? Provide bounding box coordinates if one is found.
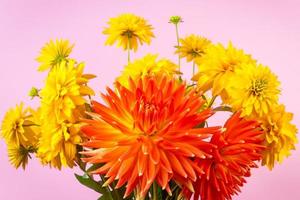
[250,79,267,96]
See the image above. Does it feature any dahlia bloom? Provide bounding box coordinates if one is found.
[81,76,221,197]
[183,112,265,200]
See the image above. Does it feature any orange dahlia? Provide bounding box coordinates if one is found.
[183,112,265,200]
[80,76,221,198]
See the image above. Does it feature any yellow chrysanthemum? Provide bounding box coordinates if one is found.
[117,54,179,88]
[40,60,95,122]
[37,121,82,169]
[176,34,212,63]
[228,64,280,117]
[192,42,255,101]
[261,105,298,169]
[1,103,38,147]
[36,39,74,71]
[8,144,35,169]
[103,13,154,51]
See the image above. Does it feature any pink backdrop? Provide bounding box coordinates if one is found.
[1,0,300,199]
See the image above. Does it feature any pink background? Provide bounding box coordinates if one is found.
[1,0,300,199]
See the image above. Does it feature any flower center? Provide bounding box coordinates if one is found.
[189,49,205,58]
[122,30,134,38]
[250,79,267,96]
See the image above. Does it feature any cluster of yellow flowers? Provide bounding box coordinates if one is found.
[176,35,297,169]
[2,39,95,169]
[0,12,298,200]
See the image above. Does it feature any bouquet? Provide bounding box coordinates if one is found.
[1,14,297,200]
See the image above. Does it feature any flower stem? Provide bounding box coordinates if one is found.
[207,96,217,108]
[192,61,195,77]
[152,182,158,200]
[175,23,181,72]
[128,37,131,64]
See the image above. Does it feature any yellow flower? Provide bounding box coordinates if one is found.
[36,39,74,71]
[192,42,255,101]
[176,34,212,63]
[40,60,95,122]
[261,105,298,170]
[37,121,82,169]
[228,64,280,117]
[1,103,38,147]
[103,13,154,51]
[8,144,35,169]
[116,54,179,88]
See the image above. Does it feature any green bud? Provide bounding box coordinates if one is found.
[169,16,183,25]
[28,87,39,99]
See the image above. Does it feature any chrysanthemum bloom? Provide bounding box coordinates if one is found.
[40,60,95,122]
[117,54,179,88]
[260,105,298,169]
[81,76,221,198]
[37,121,82,169]
[228,64,280,117]
[182,112,264,200]
[103,13,154,51]
[176,34,212,64]
[192,42,255,102]
[1,103,38,147]
[36,39,74,71]
[8,144,36,169]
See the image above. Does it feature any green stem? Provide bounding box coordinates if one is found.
[207,96,217,108]
[153,182,158,200]
[128,37,131,64]
[213,105,233,112]
[175,23,181,72]
[192,61,195,78]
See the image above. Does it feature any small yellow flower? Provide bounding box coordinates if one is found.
[116,54,179,88]
[103,13,154,51]
[228,64,280,117]
[8,144,35,169]
[192,42,255,101]
[36,39,74,71]
[37,121,82,169]
[1,103,38,147]
[260,105,298,170]
[176,34,212,63]
[40,60,95,122]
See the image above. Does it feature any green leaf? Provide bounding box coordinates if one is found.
[74,173,106,194]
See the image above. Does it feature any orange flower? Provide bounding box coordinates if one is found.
[80,76,221,198]
[183,112,265,200]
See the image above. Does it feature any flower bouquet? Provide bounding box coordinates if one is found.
[1,14,297,200]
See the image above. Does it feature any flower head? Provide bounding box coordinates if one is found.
[192,42,255,101]
[176,34,212,64]
[37,121,82,169]
[169,16,183,25]
[103,13,154,51]
[81,76,221,198]
[40,60,95,122]
[228,64,280,117]
[8,144,35,169]
[184,112,264,200]
[1,103,38,147]
[261,105,298,169]
[117,54,179,88]
[36,39,74,71]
